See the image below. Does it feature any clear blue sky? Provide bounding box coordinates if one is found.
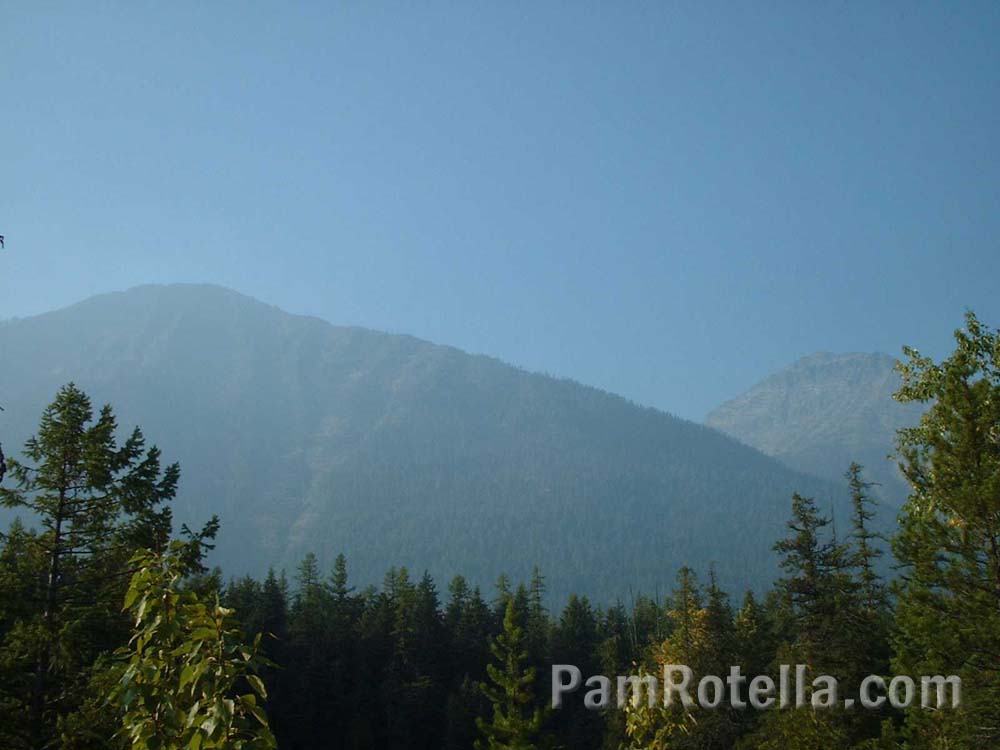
[1,3,998,421]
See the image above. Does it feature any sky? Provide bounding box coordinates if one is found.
[1,3,998,421]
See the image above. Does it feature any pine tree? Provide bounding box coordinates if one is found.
[294,552,322,602]
[734,590,773,678]
[446,575,471,636]
[701,568,744,747]
[330,553,354,602]
[476,600,546,750]
[596,603,632,750]
[253,568,289,743]
[749,480,889,749]
[551,594,602,750]
[846,462,886,612]
[772,493,847,666]
[445,580,493,750]
[841,463,894,743]
[408,571,449,750]
[891,312,1000,747]
[0,518,46,748]
[624,568,707,750]
[493,573,512,619]
[735,707,849,750]
[525,567,550,672]
[283,553,339,748]
[703,567,737,672]
[0,384,214,748]
[259,568,289,644]
[454,584,494,681]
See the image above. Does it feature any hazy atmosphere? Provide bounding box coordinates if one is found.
[2,5,1000,749]
[3,3,998,420]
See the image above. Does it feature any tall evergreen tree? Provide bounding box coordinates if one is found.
[493,573,512,617]
[625,567,743,750]
[476,600,546,750]
[891,312,1000,747]
[0,384,214,749]
[551,594,602,750]
[846,462,886,613]
[734,590,772,678]
[624,568,707,750]
[282,553,337,749]
[445,579,493,750]
[525,567,551,673]
[772,493,847,666]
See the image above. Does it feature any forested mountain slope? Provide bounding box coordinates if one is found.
[0,284,842,600]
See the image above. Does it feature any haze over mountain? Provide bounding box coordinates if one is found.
[0,284,845,600]
[706,351,925,505]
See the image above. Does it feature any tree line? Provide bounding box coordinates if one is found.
[1,311,998,749]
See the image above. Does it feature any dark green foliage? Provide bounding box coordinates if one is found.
[0,384,215,749]
[475,600,546,750]
[847,462,886,613]
[890,312,1000,747]
[550,595,602,750]
[111,543,276,750]
[742,476,893,749]
[771,492,850,666]
[210,556,682,750]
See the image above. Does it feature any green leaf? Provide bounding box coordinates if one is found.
[124,586,140,611]
[246,674,267,700]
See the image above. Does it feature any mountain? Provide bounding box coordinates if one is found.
[0,284,843,601]
[706,352,925,505]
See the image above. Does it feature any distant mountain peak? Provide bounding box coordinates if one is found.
[68,282,284,313]
[793,350,896,365]
[706,351,923,503]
